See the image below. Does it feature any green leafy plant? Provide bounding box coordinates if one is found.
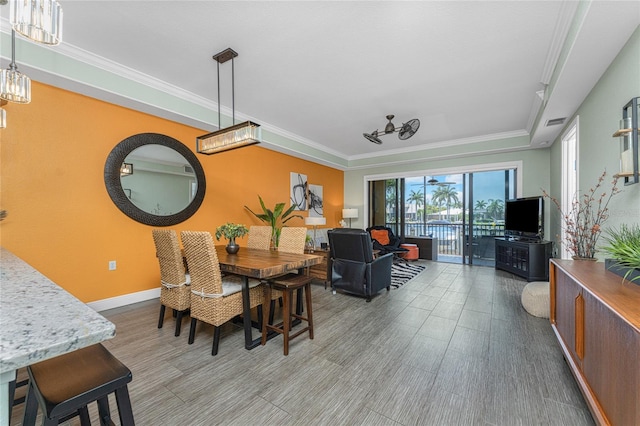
[602,224,640,282]
[215,222,249,242]
[245,195,302,247]
[542,170,621,259]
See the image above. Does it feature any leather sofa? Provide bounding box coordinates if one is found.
[327,228,394,302]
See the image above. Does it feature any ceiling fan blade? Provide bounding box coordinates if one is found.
[398,118,420,140]
[363,132,382,144]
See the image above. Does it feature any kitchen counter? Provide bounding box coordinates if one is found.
[0,248,116,425]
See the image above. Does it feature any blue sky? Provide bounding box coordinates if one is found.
[405,170,513,207]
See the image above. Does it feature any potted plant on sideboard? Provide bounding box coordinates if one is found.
[215,222,249,254]
[602,223,640,284]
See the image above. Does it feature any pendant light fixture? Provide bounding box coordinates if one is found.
[0,30,32,104]
[196,48,261,155]
[10,0,63,46]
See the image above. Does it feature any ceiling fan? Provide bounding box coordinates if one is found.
[427,176,455,186]
[363,114,420,144]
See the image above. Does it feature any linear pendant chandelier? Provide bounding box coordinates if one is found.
[196,48,261,155]
[0,30,31,104]
[10,0,63,45]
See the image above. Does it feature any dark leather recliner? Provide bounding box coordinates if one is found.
[366,225,408,256]
[327,228,394,302]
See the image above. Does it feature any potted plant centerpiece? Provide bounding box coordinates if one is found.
[215,222,249,254]
[245,195,302,248]
[542,170,621,260]
[602,224,640,284]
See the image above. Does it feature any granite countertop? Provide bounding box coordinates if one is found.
[0,248,116,373]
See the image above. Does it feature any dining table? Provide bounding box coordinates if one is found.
[214,245,322,349]
[0,248,116,426]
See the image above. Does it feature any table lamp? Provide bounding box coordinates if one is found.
[342,208,358,228]
[304,216,326,249]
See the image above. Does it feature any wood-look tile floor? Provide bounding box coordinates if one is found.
[11,261,595,425]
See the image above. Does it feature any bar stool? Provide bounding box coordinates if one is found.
[22,344,135,426]
[261,273,314,355]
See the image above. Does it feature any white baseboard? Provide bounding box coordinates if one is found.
[87,287,160,312]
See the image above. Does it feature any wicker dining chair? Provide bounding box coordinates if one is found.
[152,229,191,336]
[180,231,264,356]
[247,225,272,250]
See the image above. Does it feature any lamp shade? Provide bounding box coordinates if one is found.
[10,0,63,45]
[305,217,326,226]
[342,208,358,219]
[196,121,261,154]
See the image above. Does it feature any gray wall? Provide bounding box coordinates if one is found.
[549,26,640,259]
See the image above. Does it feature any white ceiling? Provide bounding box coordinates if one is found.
[2,1,639,166]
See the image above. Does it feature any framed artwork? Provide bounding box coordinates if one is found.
[290,172,307,210]
[308,184,323,217]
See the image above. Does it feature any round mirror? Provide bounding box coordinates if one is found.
[104,133,206,226]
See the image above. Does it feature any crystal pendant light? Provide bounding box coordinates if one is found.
[10,0,63,45]
[0,108,6,129]
[196,48,261,155]
[0,31,32,104]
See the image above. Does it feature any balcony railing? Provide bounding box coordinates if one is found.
[386,222,505,257]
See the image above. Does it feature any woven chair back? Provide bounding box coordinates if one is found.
[152,229,187,285]
[247,226,272,250]
[278,227,307,254]
[180,231,223,295]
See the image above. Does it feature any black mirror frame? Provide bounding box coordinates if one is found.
[104,133,206,226]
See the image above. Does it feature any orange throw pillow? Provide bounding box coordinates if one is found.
[370,229,390,245]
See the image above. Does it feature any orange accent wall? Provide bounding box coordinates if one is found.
[0,82,343,302]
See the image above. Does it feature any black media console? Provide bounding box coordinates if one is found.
[494,237,552,281]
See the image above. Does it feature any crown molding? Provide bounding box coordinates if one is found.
[348,129,529,162]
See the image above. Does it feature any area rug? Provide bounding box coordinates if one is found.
[391,262,426,288]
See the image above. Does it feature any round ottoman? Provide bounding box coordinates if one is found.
[521,281,550,318]
[399,243,419,260]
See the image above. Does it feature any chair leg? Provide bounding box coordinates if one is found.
[282,289,291,356]
[22,381,38,426]
[114,385,135,426]
[305,283,314,340]
[174,310,183,336]
[257,304,263,332]
[212,326,221,356]
[7,378,15,421]
[188,318,197,344]
[78,406,91,426]
[158,304,166,328]
[261,285,272,345]
[269,300,276,325]
[96,395,111,426]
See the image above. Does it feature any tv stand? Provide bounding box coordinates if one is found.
[495,238,552,281]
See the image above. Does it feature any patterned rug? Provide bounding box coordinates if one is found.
[391,262,426,288]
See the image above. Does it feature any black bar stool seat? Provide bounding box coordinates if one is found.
[23,343,134,426]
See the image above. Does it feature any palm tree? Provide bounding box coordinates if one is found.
[407,189,424,221]
[486,198,505,221]
[474,199,488,221]
[432,186,459,220]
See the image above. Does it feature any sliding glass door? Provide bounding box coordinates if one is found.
[464,169,516,265]
[368,167,517,265]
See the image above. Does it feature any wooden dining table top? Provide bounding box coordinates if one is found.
[214,245,323,279]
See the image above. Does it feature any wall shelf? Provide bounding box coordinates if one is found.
[613,97,639,185]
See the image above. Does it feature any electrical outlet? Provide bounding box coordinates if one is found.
[108,260,116,271]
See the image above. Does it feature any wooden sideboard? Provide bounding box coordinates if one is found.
[550,259,640,425]
[305,248,329,284]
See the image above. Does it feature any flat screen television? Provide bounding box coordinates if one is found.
[504,196,544,240]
